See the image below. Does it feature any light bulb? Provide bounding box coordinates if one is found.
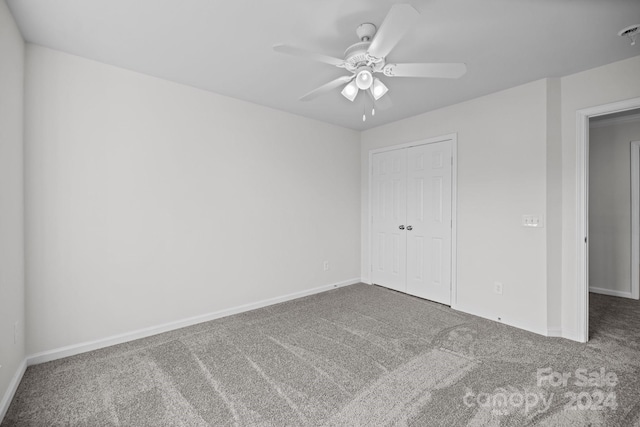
[356,69,373,90]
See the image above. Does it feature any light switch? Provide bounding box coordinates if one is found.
[522,215,544,228]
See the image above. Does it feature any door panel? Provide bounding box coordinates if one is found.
[371,149,407,292]
[371,140,452,304]
[406,141,452,304]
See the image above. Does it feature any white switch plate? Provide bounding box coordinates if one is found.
[522,215,544,228]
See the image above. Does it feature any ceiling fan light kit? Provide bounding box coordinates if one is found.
[371,78,389,100]
[355,68,373,90]
[341,80,359,102]
[274,3,467,119]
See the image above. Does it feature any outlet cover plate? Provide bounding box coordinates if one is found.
[522,215,544,228]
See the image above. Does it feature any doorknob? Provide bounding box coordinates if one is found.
[399,225,405,230]
[407,225,413,231]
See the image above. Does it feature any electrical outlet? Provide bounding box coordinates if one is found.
[494,282,503,295]
[323,261,330,271]
[522,215,544,228]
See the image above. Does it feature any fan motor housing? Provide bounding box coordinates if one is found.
[344,41,371,67]
[343,23,385,72]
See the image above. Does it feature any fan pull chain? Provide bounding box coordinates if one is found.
[362,100,366,122]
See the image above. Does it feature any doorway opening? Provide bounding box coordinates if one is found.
[577,98,640,342]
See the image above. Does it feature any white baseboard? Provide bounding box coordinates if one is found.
[0,358,27,423]
[451,303,548,337]
[463,307,572,341]
[589,286,633,299]
[546,327,563,337]
[560,329,581,342]
[27,278,361,366]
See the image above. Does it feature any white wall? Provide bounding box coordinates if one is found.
[589,119,640,296]
[560,55,640,339]
[15,38,640,364]
[0,0,25,415]
[24,45,361,355]
[361,79,549,335]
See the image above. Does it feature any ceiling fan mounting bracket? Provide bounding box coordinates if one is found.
[382,64,397,77]
[367,55,386,70]
[356,23,377,42]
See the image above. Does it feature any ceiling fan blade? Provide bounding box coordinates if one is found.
[300,75,355,101]
[383,63,467,79]
[273,44,345,67]
[367,4,420,59]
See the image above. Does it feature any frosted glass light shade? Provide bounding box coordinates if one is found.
[341,80,358,102]
[355,69,373,90]
[371,78,388,100]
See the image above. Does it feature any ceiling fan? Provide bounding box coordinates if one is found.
[273,4,467,111]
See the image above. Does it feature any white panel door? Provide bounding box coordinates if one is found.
[371,149,407,292]
[405,141,452,304]
[371,139,453,305]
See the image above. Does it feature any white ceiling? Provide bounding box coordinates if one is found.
[7,0,640,131]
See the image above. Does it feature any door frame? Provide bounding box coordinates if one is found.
[631,140,640,300]
[576,97,640,342]
[368,133,458,308]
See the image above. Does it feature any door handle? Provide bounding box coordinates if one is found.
[399,225,405,230]
[406,225,413,231]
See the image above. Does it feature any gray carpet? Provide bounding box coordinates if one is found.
[3,284,640,426]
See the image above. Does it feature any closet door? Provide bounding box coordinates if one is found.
[371,149,407,292]
[405,141,452,304]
